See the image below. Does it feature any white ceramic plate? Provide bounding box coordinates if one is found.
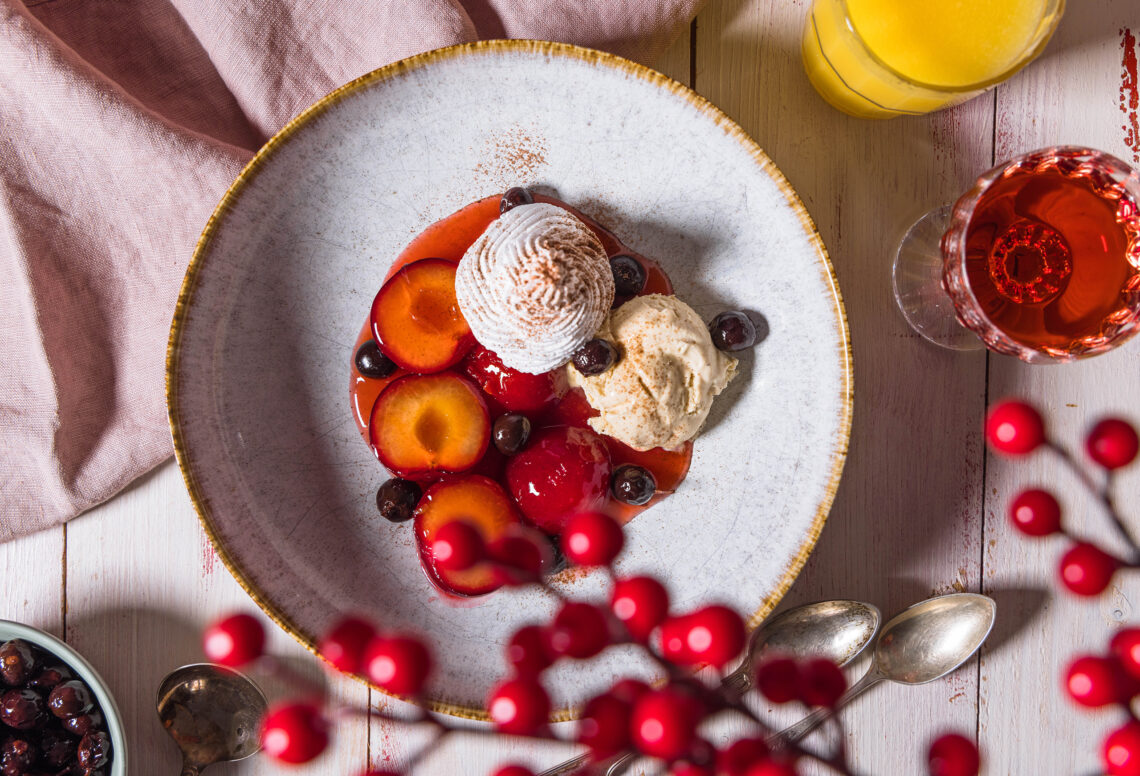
[168,40,852,719]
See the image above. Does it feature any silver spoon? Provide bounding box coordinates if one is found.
[539,599,881,776]
[157,663,268,776]
[770,592,996,747]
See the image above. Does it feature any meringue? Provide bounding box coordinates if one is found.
[568,294,738,451]
[455,203,614,374]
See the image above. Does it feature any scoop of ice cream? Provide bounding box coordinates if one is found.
[568,294,738,451]
[455,203,614,374]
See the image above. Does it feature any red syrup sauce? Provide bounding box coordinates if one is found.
[349,193,693,530]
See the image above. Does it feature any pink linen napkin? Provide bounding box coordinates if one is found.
[0,0,702,540]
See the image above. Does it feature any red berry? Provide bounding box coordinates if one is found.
[1007,489,1062,537]
[578,692,633,758]
[927,732,979,776]
[1065,655,1129,707]
[611,576,670,642]
[630,687,703,761]
[1059,542,1119,596]
[462,345,562,414]
[1087,418,1140,470]
[692,606,747,669]
[547,602,612,659]
[755,657,801,704]
[662,606,747,669]
[745,762,798,776]
[318,616,376,674]
[507,625,555,675]
[984,401,1045,456]
[488,677,550,735]
[562,512,625,567]
[202,613,265,668]
[1104,720,1140,776]
[431,520,486,571]
[671,763,716,776]
[718,738,770,776]
[364,634,433,696]
[1111,628,1140,681]
[260,701,329,764]
[799,658,846,707]
[659,616,697,665]
[491,766,536,776]
[488,527,553,586]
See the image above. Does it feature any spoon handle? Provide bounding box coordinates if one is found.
[767,671,882,746]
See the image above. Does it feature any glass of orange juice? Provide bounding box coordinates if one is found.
[802,0,1065,119]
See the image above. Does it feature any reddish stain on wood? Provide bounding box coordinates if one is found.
[201,535,218,576]
[1121,28,1139,163]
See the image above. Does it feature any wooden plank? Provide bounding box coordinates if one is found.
[65,460,370,774]
[982,4,1140,773]
[0,525,63,634]
[695,1,992,770]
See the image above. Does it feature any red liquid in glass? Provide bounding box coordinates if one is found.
[350,194,690,527]
[962,164,1140,351]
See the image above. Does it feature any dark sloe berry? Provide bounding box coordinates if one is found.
[375,478,421,523]
[47,682,92,720]
[609,255,647,297]
[0,690,45,730]
[0,643,37,688]
[708,311,757,352]
[571,339,617,376]
[354,340,397,379]
[611,464,656,506]
[500,187,535,213]
[492,414,532,455]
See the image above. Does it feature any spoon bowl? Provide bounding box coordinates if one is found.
[874,592,997,684]
[157,663,267,775]
[723,599,881,697]
[773,592,997,746]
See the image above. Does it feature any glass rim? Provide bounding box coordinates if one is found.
[943,145,1140,362]
[832,0,1067,94]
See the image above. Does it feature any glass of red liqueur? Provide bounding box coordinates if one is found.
[892,146,1140,362]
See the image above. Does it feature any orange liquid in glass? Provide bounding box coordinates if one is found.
[963,164,1140,351]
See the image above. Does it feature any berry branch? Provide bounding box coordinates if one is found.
[200,506,980,776]
[985,400,1140,774]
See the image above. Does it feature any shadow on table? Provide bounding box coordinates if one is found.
[66,606,328,774]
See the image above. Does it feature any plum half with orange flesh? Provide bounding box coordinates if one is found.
[369,373,490,477]
[370,258,474,373]
[414,475,524,596]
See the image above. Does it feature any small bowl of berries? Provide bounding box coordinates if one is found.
[0,620,125,775]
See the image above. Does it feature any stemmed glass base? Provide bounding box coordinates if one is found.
[892,205,984,351]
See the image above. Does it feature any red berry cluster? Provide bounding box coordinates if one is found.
[201,508,981,775]
[985,401,1139,596]
[1064,629,1140,775]
[986,399,1140,774]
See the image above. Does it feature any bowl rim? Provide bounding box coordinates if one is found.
[166,38,854,721]
[0,619,128,775]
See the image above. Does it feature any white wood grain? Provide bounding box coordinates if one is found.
[3,5,1137,776]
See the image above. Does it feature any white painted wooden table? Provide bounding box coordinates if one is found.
[5,3,1140,774]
